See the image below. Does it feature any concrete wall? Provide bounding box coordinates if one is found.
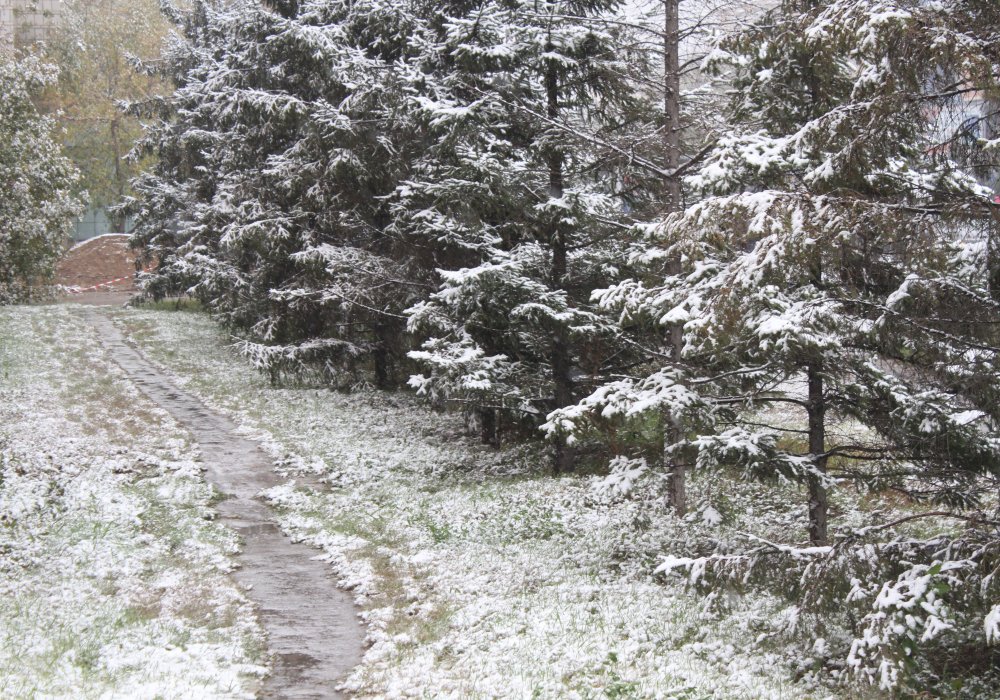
[74,206,134,242]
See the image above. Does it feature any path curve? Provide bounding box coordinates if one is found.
[85,309,364,699]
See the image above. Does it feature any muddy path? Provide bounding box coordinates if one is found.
[84,309,364,699]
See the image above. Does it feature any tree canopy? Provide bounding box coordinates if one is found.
[42,0,170,230]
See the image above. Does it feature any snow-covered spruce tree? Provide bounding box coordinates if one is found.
[403,0,657,467]
[242,0,464,387]
[124,0,235,302]
[549,0,1000,691]
[127,0,429,386]
[0,54,85,303]
[509,0,759,507]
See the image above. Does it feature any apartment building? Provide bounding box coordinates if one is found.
[0,0,62,51]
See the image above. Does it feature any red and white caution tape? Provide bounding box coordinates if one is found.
[65,276,134,294]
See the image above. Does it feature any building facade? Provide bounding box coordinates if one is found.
[0,0,62,50]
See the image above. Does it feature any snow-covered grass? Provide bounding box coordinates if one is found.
[0,305,266,698]
[113,306,855,699]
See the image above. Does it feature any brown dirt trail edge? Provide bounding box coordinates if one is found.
[84,308,364,699]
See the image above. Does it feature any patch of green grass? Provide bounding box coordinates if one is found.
[408,506,459,544]
[134,298,205,313]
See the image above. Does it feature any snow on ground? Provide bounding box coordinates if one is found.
[0,305,266,698]
[115,306,844,699]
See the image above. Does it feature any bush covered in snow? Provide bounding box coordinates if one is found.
[0,55,85,303]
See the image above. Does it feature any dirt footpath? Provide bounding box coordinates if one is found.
[85,309,365,699]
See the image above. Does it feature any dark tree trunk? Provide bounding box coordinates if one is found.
[110,116,127,233]
[546,48,575,474]
[662,0,685,514]
[372,324,397,389]
[479,407,499,446]
[663,0,682,213]
[989,206,1000,302]
[806,363,829,545]
[664,420,687,515]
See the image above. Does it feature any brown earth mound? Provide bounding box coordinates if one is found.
[55,234,138,293]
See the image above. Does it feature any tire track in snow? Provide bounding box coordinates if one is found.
[84,309,364,699]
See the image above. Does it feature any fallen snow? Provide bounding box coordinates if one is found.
[115,306,846,699]
[0,305,266,698]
